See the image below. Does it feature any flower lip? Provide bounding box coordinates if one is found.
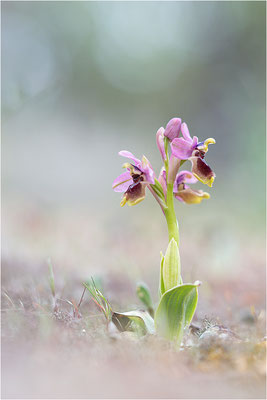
[121,180,146,206]
[190,154,216,187]
[175,187,210,204]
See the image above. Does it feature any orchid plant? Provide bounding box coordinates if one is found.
[87,118,216,345]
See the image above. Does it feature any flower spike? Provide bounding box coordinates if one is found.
[112,116,217,345]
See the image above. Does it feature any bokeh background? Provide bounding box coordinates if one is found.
[2,1,266,399]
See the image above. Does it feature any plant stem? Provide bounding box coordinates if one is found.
[162,137,180,245]
[164,182,179,245]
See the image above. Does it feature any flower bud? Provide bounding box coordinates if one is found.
[164,118,182,141]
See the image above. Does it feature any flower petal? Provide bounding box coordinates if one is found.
[175,187,210,204]
[156,127,166,161]
[190,156,215,187]
[176,170,198,185]
[158,168,167,196]
[141,155,155,184]
[174,170,198,192]
[181,122,192,141]
[171,137,195,160]
[119,150,141,167]
[164,118,182,141]
[112,171,133,192]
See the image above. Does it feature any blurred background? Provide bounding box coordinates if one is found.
[2,2,266,398]
[2,0,266,307]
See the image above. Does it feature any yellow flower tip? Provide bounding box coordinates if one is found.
[192,172,215,188]
[120,197,127,207]
[205,137,216,145]
[203,192,210,199]
[203,137,216,152]
[207,176,215,187]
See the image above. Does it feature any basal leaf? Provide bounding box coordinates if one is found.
[154,282,200,345]
[112,310,155,335]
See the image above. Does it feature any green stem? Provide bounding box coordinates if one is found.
[162,137,179,245]
[164,182,179,246]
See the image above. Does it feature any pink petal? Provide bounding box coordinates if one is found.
[112,171,133,192]
[156,127,166,161]
[158,168,167,196]
[164,118,182,141]
[192,136,198,148]
[181,123,192,141]
[141,156,155,184]
[118,150,141,167]
[171,137,195,160]
[177,170,198,185]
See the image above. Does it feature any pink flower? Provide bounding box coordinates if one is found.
[171,123,198,160]
[112,151,155,206]
[156,117,182,162]
[158,169,210,205]
[173,170,210,204]
[171,123,216,187]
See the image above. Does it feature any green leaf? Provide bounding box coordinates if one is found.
[136,282,154,316]
[112,310,155,336]
[150,179,166,203]
[162,238,181,292]
[155,282,200,345]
